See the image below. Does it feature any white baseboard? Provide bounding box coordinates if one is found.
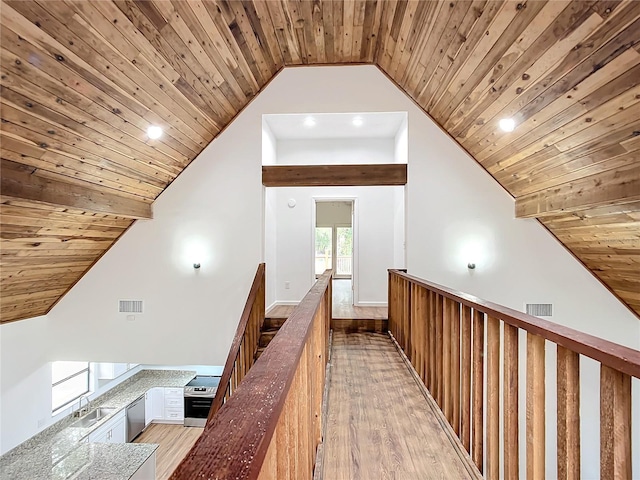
[354,301,388,307]
[270,301,300,307]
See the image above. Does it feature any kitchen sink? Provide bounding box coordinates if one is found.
[71,407,117,428]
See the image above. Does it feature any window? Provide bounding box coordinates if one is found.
[52,361,90,413]
[315,227,333,276]
[336,227,353,277]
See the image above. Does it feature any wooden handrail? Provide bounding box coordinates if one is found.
[389,269,640,378]
[172,270,333,480]
[388,269,639,480]
[209,263,265,420]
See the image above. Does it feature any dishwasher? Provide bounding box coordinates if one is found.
[126,395,145,442]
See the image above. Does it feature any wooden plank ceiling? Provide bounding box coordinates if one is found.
[1,0,639,323]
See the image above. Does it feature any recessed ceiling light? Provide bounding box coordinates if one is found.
[303,116,316,127]
[352,116,363,127]
[498,118,516,132]
[147,125,163,139]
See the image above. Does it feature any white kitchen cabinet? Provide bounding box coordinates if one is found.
[97,363,128,380]
[151,387,164,422]
[88,409,126,444]
[108,416,126,443]
[144,391,153,427]
[143,387,185,425]
[163,387,184,423]
[131,452,156,480]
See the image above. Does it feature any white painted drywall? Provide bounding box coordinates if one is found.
[271,186,402,305]
[0,316,53,454]
[277,138,395,165]
[393,116,408,267]
[263,121,278,308]
[1,66,638,470]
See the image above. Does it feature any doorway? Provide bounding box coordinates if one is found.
[314,200,354,307]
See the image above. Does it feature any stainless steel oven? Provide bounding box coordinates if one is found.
[183,376,220,427]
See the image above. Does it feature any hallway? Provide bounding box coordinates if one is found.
[266,279,387,320]
[320,331,479,480]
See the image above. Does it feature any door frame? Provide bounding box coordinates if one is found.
[312,197,358,305]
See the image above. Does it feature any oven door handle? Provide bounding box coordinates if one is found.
[184,392,215,398]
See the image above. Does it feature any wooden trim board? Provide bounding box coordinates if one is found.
[262,164,407,187]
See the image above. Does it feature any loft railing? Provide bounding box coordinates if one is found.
[172,270,333,480]
[209,263,265,419]
[388,269,640,480]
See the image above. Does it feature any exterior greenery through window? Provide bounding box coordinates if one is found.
[52,361,90,413]
[315,227,353,277]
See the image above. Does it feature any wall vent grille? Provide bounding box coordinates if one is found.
[119,300,143,314]
[525,303,553,317]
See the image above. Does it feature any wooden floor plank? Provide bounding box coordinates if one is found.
[134,423,203,480]
[267,280,388,320]
[320,331,477,479]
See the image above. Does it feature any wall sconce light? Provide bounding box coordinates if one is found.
[467,262,476,270]
[193,263,201,269]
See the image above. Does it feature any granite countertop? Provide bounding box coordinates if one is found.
[0,369,196,480]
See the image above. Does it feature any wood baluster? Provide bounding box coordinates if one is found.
[435,294,444,408]
[388,274,393,337]
[410,283,418,371]
[405,278,411,355]
[399,277,405,352]
[428,290,437,394]
[443,298,453,423]
[487,315,501,480]
[504,324,519,480]
[461,305,472,453]
[527,333,545,480]
[472,309,484,473]
[398,279,407,353]
[557,346,580,480]
[313,301,323,448]
[418,285,427,382]
[421,286,430,385]
[390,275,396,342]
[600,365,632,480]
[451,301,461,436]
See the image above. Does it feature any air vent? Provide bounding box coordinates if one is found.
[119,300,143,314]
[525,303,552,317]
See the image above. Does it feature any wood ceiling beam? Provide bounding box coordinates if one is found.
[1,159,152,219]
[515,164,640,219]
[262,164,407,187]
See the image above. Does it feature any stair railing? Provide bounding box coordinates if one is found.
[388,269,640,480]
[208,263,265,421]
[172,269,332,480]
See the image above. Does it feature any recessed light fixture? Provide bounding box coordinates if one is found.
[303,116,316,127]
[352,116,363,127]
[147,125,163,139]
[498,118,516,132]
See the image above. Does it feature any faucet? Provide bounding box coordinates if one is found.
[75,394,91,417]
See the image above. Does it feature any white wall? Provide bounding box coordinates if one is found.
[271,186,402,305]
[265,130,402,307]
[393,117,408,267]
[277,138,395,165]
[1,66,638,467]
[0,316,52,453]
[263,121,278,307]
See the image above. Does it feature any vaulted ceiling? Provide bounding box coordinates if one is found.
[1,0,639,323]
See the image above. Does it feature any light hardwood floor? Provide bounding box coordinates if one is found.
[320,332,477,480]
[134,424,203,479]
[267,279,387,320]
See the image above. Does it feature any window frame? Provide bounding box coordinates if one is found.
[51,361,90,414]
